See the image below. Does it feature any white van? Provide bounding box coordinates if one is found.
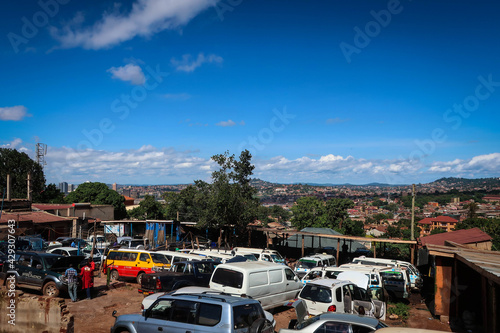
[342,263,410,300]
[294,253,337,278]
[350,256,422,290]
[232,247,286,264]
[209,261,303,310]
[156,250,202,268]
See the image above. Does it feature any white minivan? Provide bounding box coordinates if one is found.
[294,253,337,278]
[209,261,303,310]
[232,247,286,264]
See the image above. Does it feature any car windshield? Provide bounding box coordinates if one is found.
[233,303,265,329]
[151,253,170,264]
[297,260,318,269]
[44,256,62,269]
[299,284,332,303]
[381,271,404,281]
[270,254,284,263]
[212,268,243,289]
[304,271,323,280]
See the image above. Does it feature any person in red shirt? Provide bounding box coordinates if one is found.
[81,261,93,300]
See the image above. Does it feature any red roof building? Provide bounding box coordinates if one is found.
[419,227,492,250]
[418,215,459,237]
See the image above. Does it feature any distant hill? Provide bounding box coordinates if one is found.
[431,177,500,187]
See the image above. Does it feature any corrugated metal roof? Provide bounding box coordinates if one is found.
[285,227,369,251]
[0,211,72,224]
[426,243,500,285]
[419,227,492,246]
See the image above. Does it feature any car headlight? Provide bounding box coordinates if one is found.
[152,266,162,272]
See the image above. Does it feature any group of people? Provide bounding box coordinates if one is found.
[64,261,95,302]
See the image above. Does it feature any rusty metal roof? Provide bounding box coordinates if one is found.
[419,227,492,246]
[426,243,500,285]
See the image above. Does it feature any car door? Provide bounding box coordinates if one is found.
[284,267,302,299]
[21,255,44,286]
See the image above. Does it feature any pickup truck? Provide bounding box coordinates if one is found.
[1,251,84,297]
[138,260,216,295]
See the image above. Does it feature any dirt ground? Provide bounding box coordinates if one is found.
[61,276,453,332]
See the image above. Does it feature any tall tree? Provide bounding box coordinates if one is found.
[128,195,165,220]
[0,148,45,200]
[291,196,326,230]
[65,182,127,219]
[196,150,259,234]
[36,183,65,203]
[324,198,354,229]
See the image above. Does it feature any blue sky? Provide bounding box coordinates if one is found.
[1,0,499,185]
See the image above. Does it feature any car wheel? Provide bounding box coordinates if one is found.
[43,281,60,297]
[110,270,119,281]
[136,272,145,284]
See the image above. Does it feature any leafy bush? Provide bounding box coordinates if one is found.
[388,302,410,321]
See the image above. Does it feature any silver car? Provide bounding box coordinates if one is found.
[280,312,388,333]
[111,292,273,333]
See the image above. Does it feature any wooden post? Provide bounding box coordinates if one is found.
[301,235,305,257]
[336,239,340,265]
[373,241,377,258]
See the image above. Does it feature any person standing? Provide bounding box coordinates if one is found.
[81,261,93,300]
[64,263,78,302]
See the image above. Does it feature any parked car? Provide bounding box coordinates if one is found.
[0,251,84,297]
[47,246,103,263]
[110,291,274,333]
[233,247,286,264]
[350,256,422,290]
[298,278,386,319]
[210,261,303,310]
[280,312,388,333]
[118,238,149,249]
[140,287,277,330]
[139,260,216,295]
[104,249,169,284]
[294,254,337,278]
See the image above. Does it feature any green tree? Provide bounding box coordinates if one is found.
[196,150,259,234]
[464,202,479,219]
[430,228,446,235]
[386,225,403,238]
[128,195,165,220]
[269,205,291,223]
[65,182,127,219]
[324,198,354,229]
[291,196,326,230]
[163,186,200,222]
[0,148,45,200]
[36,183,65,203]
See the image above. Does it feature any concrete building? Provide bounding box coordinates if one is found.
[418,215,459,236]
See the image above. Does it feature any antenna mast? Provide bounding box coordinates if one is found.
[36,142,47,169]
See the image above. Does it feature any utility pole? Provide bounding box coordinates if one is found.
[411,184,415,265]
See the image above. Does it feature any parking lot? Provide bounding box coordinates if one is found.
[57,275,451,333]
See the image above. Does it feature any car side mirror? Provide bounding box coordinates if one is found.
[146,259,151,263]
[36,264,42,269]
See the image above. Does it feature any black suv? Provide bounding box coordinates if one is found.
[1,251,84,297]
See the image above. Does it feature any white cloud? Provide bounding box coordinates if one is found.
[429,153,500,174]
[171,53,223,72]
[0,106,31,121]
[216,119,236,127]
[107,64,146,85]
[51,0,219,50]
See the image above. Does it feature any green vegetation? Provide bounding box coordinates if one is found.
[388,302,410,321]
[128,194,165,220]
[65,182,127,219]
[290,196,364,236]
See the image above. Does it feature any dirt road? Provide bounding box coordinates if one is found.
[62,276,451,332]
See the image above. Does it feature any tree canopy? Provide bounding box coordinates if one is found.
[128,195,165,220]
[195,150,259,234]
[291,196,363,236]
[65,182,127,219]
[0,148,45,200]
